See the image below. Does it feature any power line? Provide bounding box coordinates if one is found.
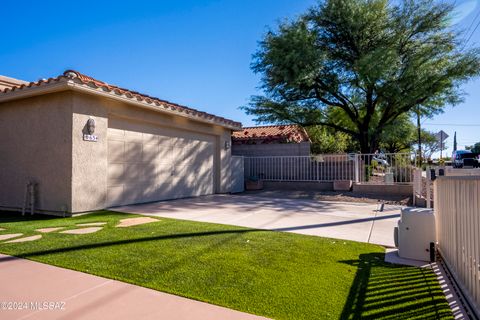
[423,123,480,127]
[464,22,480,47]
[464,11,480,48]
[461,8,480,49]
[464,7,480,37]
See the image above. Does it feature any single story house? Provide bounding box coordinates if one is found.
[232,125,311,156]
[0,70,241,215]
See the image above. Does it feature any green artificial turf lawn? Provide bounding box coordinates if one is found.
[0,211,452,320]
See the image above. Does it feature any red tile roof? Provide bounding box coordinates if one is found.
[0,70,241,129]
[0,75,28,91]
[232,124,310,144]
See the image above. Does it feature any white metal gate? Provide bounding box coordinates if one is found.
[244,153,415,184]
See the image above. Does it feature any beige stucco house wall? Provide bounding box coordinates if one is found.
[0,92,73,213]
[0,71,240,215]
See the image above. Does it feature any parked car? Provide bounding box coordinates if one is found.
[452,150,479,168]
[373,153,389,166]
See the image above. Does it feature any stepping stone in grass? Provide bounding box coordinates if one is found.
[0,233,23,241]
[76,222,107,227]
[0,228,5,231]
[5,235,42,243]
[36,227,65,233]
[116,217,159,228]
[60,227,103,235]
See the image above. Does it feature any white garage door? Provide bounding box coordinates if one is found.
[106,119,215,207]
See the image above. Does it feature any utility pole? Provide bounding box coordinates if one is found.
[453,131,457,152]
[440,131,444,159]
[416,107,422,167]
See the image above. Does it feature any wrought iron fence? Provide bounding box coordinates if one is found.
[357,153,416,184]
[243,153,415,184]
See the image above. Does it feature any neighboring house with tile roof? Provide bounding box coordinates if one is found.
[232,125,311,156]
[0,75,28,91]
[0,70,241,215]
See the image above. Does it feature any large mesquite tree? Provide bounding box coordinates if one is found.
[243,0,480,153]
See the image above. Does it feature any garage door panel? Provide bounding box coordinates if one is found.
[157,145,172,164]
[157,182,175,200]
[182,151,194,166]
[158,135,171,145]
[195,154,211,168]
[108,140,125,163]
[121,184,140,204]
[172,146,186,166]
[142,133,159,144]
[142,143,158,162]
[124,163,147,183]
[107,163,124,184]
[172,166,194,198]
[195,183,209,197]
[124,130,142,142]
[108,128,125,140]
[125,142,142,163]
[107,185,125,207]
[196,169,213,195]
[134,183,158,203]
[142,172,157,186]
[107,120,215,207]
[156,162,172,173]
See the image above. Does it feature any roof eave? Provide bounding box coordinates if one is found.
[0,79,242,131]
[66,81,242,130]
[0,80,69,103]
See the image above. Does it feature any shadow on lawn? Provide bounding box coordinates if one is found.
[339,253,451,320]
[0,211,63,223]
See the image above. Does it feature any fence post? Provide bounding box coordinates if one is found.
[354,154,359,183]
[280,157,283,181]
[426,166,431,208]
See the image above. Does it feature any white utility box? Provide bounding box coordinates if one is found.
[394,208,436,261]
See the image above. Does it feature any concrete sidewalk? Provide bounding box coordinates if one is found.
[0,254,266,320]
[113,194,401,247]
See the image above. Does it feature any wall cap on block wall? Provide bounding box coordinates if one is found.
[333,180,353,191]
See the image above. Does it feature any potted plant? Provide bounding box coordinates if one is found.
[245,175,264,190]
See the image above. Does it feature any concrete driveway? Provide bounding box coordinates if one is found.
[113,194,401,247]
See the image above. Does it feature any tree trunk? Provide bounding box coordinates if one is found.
[359,132,369,154]
[416,110,422,167]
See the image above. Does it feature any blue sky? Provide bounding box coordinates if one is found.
[1,0,479,156]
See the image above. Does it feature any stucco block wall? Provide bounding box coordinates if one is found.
[352,183,413,197]
[232,142,311,157]
[263,181,333,191]
[0,92,72,213]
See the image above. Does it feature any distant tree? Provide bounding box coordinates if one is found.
[453,131,457,151]
[305,126,355,154]
[467,142,480,153]
[243,0,480,153]
[420,130,447,160]
[379,115,416,153]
